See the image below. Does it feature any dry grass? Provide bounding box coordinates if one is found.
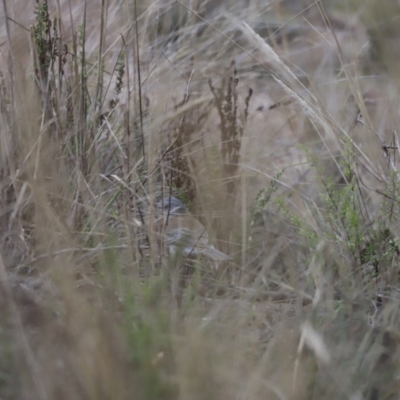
[1,0,400,399]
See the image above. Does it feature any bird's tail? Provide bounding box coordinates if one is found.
[204,245,232,262]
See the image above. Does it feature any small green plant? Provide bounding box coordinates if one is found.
[248,170,284,236]
[32,0,53,84]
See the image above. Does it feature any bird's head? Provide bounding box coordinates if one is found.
[156,196,188,215]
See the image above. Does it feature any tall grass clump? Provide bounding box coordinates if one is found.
[1,0,400,399]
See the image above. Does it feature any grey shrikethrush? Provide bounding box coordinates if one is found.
[155,197,231,262]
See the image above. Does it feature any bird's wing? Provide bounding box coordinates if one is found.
[165,228,197,247]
